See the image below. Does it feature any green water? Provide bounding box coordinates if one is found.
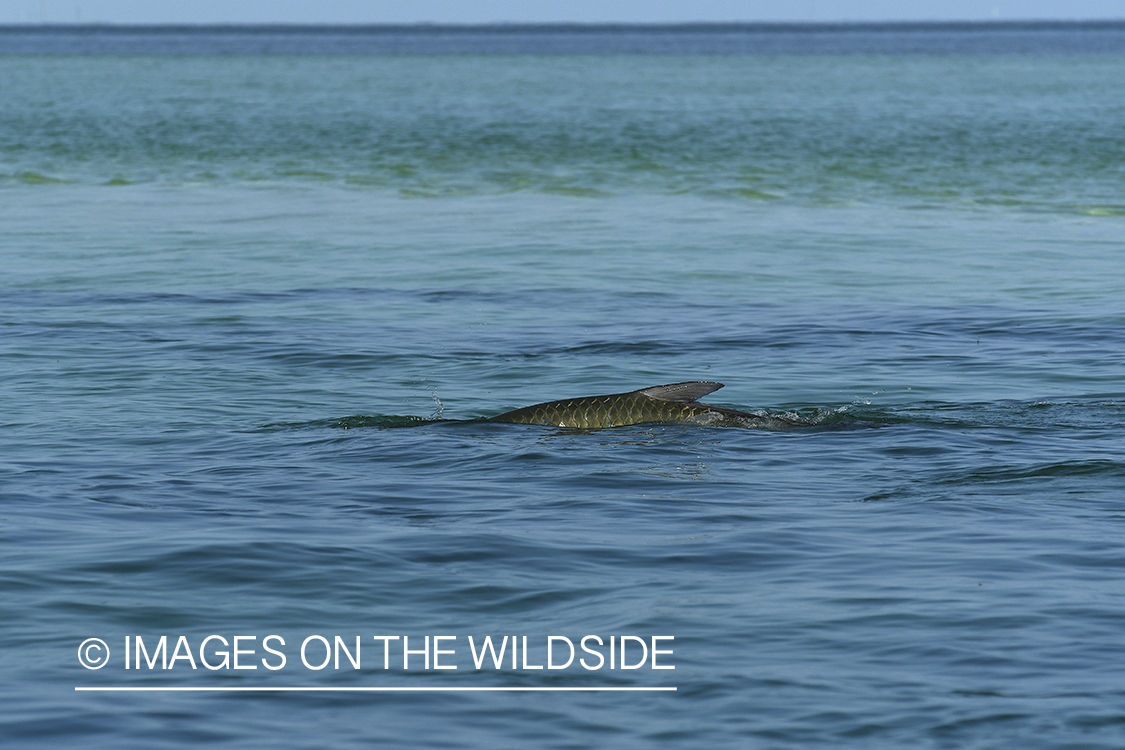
[5,53,1125,211]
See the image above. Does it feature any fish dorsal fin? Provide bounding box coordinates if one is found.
[637,381,724,404]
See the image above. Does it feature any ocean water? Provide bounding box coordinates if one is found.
[2,24,1125,749]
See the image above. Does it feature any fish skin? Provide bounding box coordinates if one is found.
[488,381,766,428]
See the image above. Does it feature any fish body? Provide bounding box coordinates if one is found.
[489,381,764,429]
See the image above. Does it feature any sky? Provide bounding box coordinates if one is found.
[4,1,1125,25]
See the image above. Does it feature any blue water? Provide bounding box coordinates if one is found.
[2,25,1125,749]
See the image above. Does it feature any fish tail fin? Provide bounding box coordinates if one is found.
[638,381,724,403]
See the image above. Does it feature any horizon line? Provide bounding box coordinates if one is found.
[4,20,1125,33]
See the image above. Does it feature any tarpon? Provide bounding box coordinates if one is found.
[489,381,768,429]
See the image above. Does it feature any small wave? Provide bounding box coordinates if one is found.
[959,459,1125,483]
[1077,204,1125,217]
[6,171,75,185]
[257,415,444,431]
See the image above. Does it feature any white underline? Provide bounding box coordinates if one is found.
[76,686,676,692]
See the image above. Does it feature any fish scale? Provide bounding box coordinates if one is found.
[489,382,763,429]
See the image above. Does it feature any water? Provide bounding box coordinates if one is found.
[2,25,1124,749]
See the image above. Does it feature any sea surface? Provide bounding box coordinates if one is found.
[2,24,1124,749]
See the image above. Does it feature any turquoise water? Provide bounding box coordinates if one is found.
[3,26,1125,749]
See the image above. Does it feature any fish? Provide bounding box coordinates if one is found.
[488,381,769,429]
